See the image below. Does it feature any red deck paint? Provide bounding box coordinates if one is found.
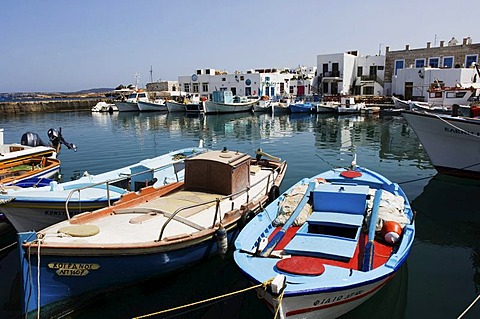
[276,256,325,275]
[269,227,393,271]
[340,170,362,178]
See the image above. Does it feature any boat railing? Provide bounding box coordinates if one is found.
[64,157,195,220]
[157,163,284,241]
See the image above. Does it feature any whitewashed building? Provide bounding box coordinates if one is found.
[315,52,385,96]
[177,67,316,99]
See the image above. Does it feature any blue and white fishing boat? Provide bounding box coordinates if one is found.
[17,148,287,318]
[1,147,207,232]
[234,161,415,319]
[204,91,259,114]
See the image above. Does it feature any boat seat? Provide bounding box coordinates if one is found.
[283,211,364,260]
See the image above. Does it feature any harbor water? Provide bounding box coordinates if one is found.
[1,110,479,318]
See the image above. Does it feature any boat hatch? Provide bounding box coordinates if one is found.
[283,184,369,260]
[184,150,250,196]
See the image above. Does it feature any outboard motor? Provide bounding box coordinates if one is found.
[21,132,48,147]
[48,127,77,153]
[20,128,77,154]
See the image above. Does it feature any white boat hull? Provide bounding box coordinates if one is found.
[137,101,167,112]
[166,101,186,112]
[204,100,258,114]
[115,101,139,112]
[402,111,480,177]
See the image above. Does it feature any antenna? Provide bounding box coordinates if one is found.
[149,66,153,83]
[134,73,140,89]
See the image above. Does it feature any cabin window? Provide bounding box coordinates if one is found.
[394,60,404,75]
[445,91,466,98]
[202,83,208,92]
[430,91,443,98]
[443,56,454,68]
[415,59,426,68]
[465,54,478,67]
[429,57,440,68]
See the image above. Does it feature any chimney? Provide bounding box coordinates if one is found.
[427,42,431,48]
[405,44,410,50]
[385,46,390,53]
[463,37,468,45]
[440,40,444,47]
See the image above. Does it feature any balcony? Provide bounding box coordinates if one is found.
[322,71,341,78]
[360,75,384,86]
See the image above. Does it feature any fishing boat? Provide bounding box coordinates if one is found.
[336,97,366,114]
[0,128,75,186]
[204,91,260,114]
[165,100,187,112]
[91,101,117,112]
[1,147,208,232]
[1,128,57,166]
[18,148,287,318]
[402,109,480,178]
[316,101,339,113]
[234,162,415,319]
[137,99,167,112]
[0,156,60,187]
[115,91,148,112]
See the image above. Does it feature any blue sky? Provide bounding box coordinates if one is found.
[1,0,479,92]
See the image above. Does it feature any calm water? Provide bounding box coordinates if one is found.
[1,110,480,318]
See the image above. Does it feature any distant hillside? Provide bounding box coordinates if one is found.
[72,88,114,94]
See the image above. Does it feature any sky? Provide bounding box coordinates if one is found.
[1,0,479,93]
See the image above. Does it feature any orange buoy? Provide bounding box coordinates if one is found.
[381,221,403,245]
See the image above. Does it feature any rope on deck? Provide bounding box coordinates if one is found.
[132,278,275,319]
[457,294,480,319]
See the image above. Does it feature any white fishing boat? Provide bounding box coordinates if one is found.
[91,101,117,112]
[137,99,167,112]
[204,91,259,114]
[316,101,339,113]
[166,100,187,112]
[115,91,149,112]
[402,109,480,178]
[337,97,366,114]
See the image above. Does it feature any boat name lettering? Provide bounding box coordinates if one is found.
[48,262,100,271]
[444,127,480,136]
[55,269,90,276]
[44,210,66,216]
[313,289,364,306]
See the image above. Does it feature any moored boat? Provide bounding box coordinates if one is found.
[18,148,287,318]
[115,91,148,112]
[0,156,60,186]
[234,163,415,319]
[402,109,480,178]
[165,100,187,112]
[337,96,366,114]
[137,99,167,112]
[204,91,259,114]
[1,147,208,232]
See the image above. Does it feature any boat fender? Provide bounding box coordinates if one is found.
[381,221,403,245]
[238,209,254,230]
[216,225,228,257]
[268,185,280,203]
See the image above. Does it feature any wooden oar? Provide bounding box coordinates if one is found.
[260,181,315,257]
[362,188,383,271]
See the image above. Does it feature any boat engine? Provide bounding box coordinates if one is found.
[21,127,77,153]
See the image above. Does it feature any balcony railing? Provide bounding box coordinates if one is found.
[322,71,340,77]
[360,75,384,86]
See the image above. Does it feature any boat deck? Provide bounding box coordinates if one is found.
[38,165,277,245]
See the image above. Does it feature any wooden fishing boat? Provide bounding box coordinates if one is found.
[234,163,415,319]
[0,155,60,187]
[1,147,207,232]
[18,148,287,318]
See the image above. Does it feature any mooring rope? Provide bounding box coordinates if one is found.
[132,279,274,319]
[0,241,16,253]
[457,294,480,319]
[434,113,480,139]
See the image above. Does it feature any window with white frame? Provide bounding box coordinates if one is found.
[443,56,454,68]
[428,57,440,68]
[415,59,426,68]
[465,54,478,67]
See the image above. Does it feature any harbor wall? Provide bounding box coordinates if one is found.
[0,99,108,114]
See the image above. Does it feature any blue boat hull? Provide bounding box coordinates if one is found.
[19,228,238,318]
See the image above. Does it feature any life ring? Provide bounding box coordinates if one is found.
[268,185,280,203]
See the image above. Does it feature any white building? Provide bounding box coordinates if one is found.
[177,67,317,99]
[315,51,385,96]
[392,67,478,100]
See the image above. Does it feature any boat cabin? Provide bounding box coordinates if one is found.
[184,149,251,195]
